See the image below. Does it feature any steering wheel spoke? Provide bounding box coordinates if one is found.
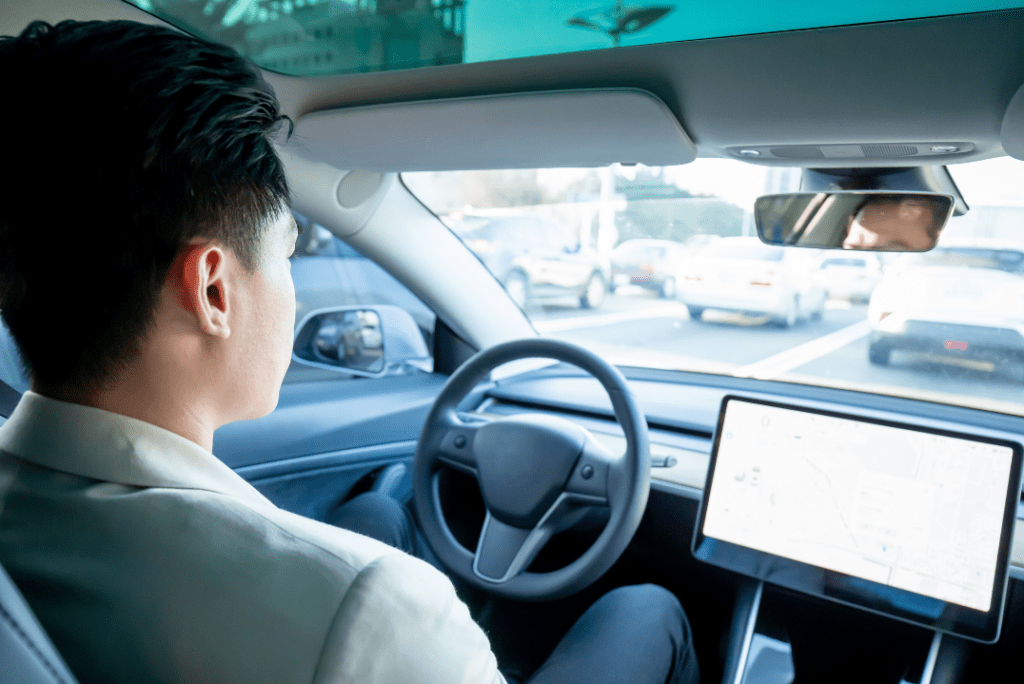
[564,436,617,505]
[473,511,553,583]
[434,411,495,473]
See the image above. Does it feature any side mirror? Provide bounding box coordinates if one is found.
[754,191,954,252]
[292,305,431,377]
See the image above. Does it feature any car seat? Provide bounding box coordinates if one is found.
[0,376,80,682]
[0,559,80,684]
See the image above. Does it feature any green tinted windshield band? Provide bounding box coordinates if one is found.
[126,0,1024,77]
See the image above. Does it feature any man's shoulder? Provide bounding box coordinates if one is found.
[0,452,458,683]
[141,478,410,581]
[1,443,401,579]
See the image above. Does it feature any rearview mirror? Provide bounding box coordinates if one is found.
[292,305,431,377]
[754,192,954,252]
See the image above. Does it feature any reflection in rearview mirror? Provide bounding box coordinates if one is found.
[755,192,954,252]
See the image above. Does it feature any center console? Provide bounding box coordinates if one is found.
[694,396,1024,682]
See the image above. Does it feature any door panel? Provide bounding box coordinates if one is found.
[213,373,447,518]
[237,444,416,521]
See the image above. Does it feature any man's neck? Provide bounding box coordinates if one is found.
[34,365,219,453]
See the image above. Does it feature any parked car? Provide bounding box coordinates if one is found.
[817,253,883,303]
[610,239,690,298]
[452,214,610,309]
[867,240,1024,367]
[677,236,827,326]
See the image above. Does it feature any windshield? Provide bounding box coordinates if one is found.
[698,239,784,261]
[404,157,1024,416]
[821,257,873,269]
[614,242,669,262]
[123,1,1021,77]
[894,246,1024,273]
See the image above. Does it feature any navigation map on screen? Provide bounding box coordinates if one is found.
[703,399,1014,612]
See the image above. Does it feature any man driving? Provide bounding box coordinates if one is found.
[842,195,946,251]
[0,19,698,684]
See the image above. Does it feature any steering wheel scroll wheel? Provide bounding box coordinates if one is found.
[413,338,651,601]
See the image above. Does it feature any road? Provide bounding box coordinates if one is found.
[526,287,1024,411]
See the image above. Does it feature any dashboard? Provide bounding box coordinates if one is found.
[214,364,1024,584]
[470,365,1024,680]
[476,364,1024,583]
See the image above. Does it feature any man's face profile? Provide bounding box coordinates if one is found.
[843,198,940,251]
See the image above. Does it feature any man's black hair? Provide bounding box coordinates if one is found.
[0,20,291,392]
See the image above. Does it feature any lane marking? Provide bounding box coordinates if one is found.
[732,320,872,380]
[533,303,689,333]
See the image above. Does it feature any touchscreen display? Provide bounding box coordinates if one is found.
[702,399,1015,612]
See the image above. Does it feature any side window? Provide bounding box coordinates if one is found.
[286,211,436,383]
[0,318,28,393]
[294,220,338,258]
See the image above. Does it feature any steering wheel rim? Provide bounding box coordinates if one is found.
[413,338,650,601]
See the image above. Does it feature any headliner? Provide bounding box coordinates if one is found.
[5,2,1024,169]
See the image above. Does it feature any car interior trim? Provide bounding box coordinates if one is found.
[494,364,1024,436]
[335,170,388,210]
[1000,79,1024,161]
[291,88,697,172]
[921,631,943,684]
[275,148,393,239]
[232,440,418,482]
[649,479,703,502]
[212,373,448,468]
[732,580,764,684]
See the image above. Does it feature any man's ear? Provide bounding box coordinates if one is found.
[176,241,231,338]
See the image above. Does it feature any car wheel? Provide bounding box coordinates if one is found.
[580,273,606,309]
[659,277,676,299]
[868,342,891,365]
[773,296,798,328]
[503,271,529,309]
[686,305,704,320]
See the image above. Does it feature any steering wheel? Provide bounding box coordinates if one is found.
[413,338,651,601]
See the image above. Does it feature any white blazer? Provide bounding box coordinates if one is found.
[0,391,504,684]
